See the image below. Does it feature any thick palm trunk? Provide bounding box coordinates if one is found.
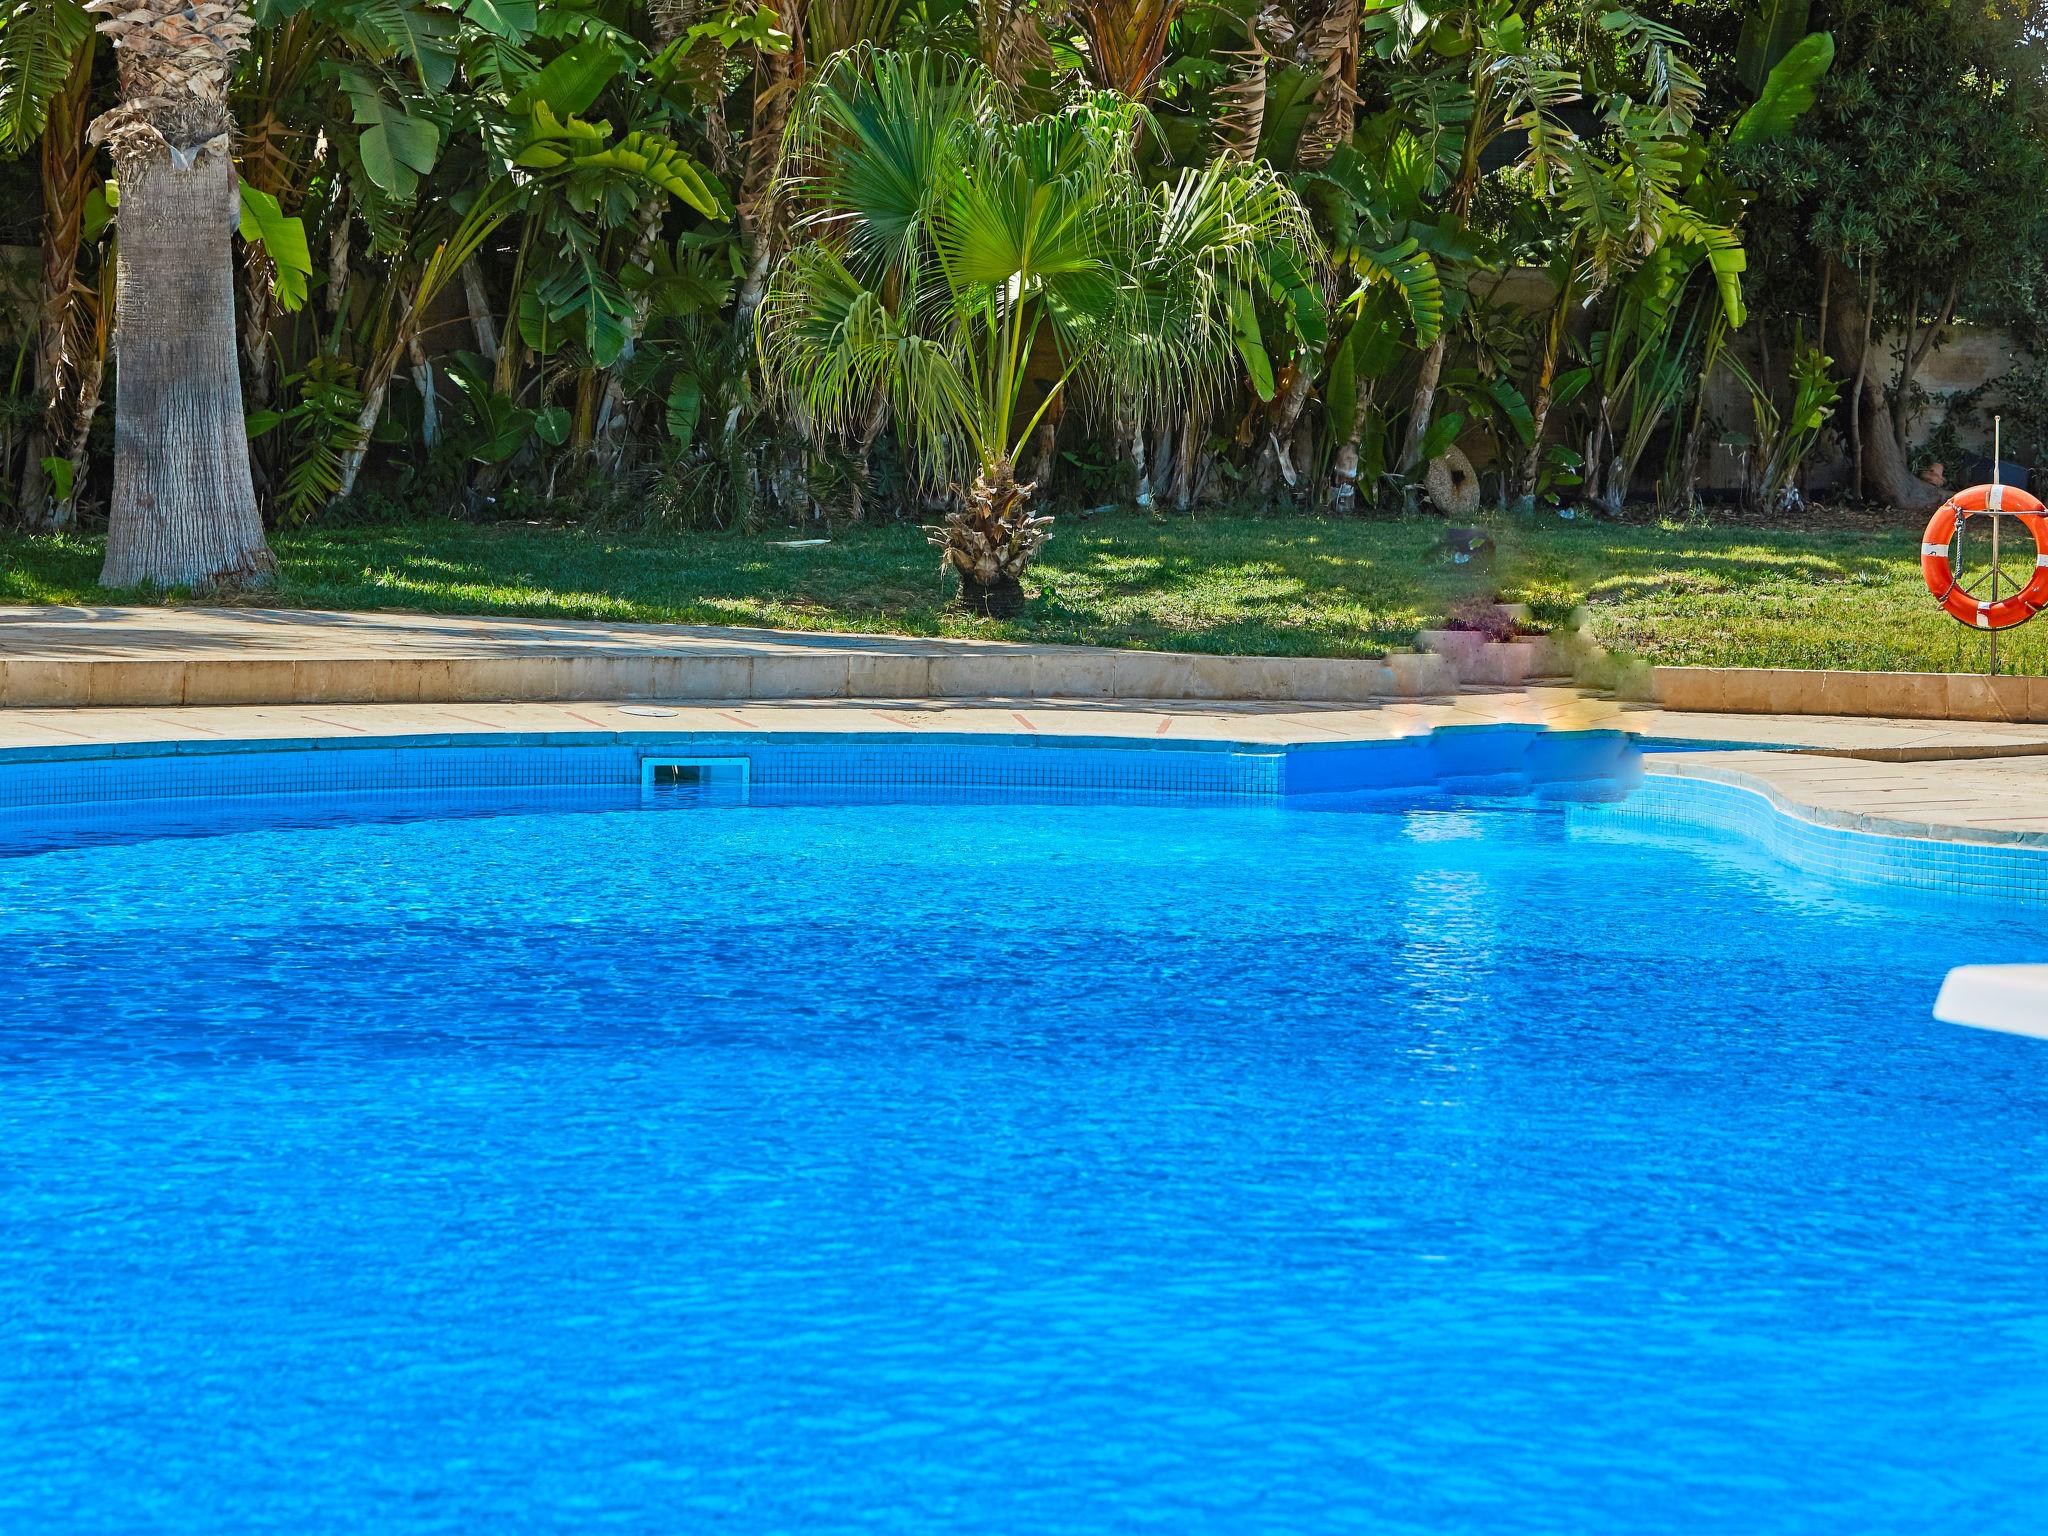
[89,0,271,588]
[925,461,1053,616]
[97,106,273,589]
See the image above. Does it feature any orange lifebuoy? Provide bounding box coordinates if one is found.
[1921,483,2048,630]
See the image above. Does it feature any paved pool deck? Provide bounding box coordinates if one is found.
[4,607,2048,848]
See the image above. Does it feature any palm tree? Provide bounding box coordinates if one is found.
[84,0,273,589]
[759,48,1317,614]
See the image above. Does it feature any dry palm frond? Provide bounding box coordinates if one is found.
[1293,0,1361,169]
[649,0,697,46]
[978,0,1062,89]
[1076,0,1183,100]
[1212,33,1268,163]
[83,0,254,102]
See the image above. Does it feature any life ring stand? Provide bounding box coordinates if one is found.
[1920,483,2048,631]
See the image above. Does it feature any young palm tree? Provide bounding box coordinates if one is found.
[759,48,1317,614]
[85,0,273,589]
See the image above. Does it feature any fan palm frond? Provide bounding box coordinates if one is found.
[0,0,91,153]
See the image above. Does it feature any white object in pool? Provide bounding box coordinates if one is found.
[1935,966,2048,1037]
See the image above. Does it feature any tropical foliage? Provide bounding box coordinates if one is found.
[0,0,2042,597]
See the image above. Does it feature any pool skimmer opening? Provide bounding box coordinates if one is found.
[640,756,751,802]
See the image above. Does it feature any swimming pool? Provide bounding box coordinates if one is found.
[2,732,2043,1533]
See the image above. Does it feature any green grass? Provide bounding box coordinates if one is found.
[2,510,2040,674]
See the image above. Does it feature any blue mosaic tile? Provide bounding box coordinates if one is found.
[1577,773,2048,910]
[2,727,2034,909]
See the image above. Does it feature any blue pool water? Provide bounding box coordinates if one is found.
[2,780,2045,1533]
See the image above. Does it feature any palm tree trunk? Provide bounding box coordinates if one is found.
[327,199,352,317]
[88,0,272,588]
[59,259,115,516]
[1127,413,1152,507]
[734,0,805,327]
[1028,417,1058,497]
[594,199,666,470]
[1398,152,1478,474]
[1173,405,1200,511]
[926,459,1053,615]
[96,106,273,589]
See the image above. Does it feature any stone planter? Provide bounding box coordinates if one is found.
[1416,629,1552,687]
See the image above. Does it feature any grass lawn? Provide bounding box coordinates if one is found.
[1,509,2040,674]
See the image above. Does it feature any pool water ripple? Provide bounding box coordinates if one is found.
[0,792,2043,1533]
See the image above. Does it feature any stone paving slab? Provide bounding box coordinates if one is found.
[5,685,2047,757]
[0,694,1578,757]
[0,605,1045,658]
[1646,749,2048,847]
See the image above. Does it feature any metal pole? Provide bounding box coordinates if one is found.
[1991,417,2002,677]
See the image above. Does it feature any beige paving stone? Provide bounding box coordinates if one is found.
[0,660,90,708]
[83,660,186,708]
[747,655,852,699]
[1655,664,2047,723]
[181,659,303,707]
[848,654,936,697]
[926,654,1039,696]
[1381,653,1458,697]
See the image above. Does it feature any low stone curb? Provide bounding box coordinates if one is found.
[1652,666,2048,723]
[0,645,1461,709]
